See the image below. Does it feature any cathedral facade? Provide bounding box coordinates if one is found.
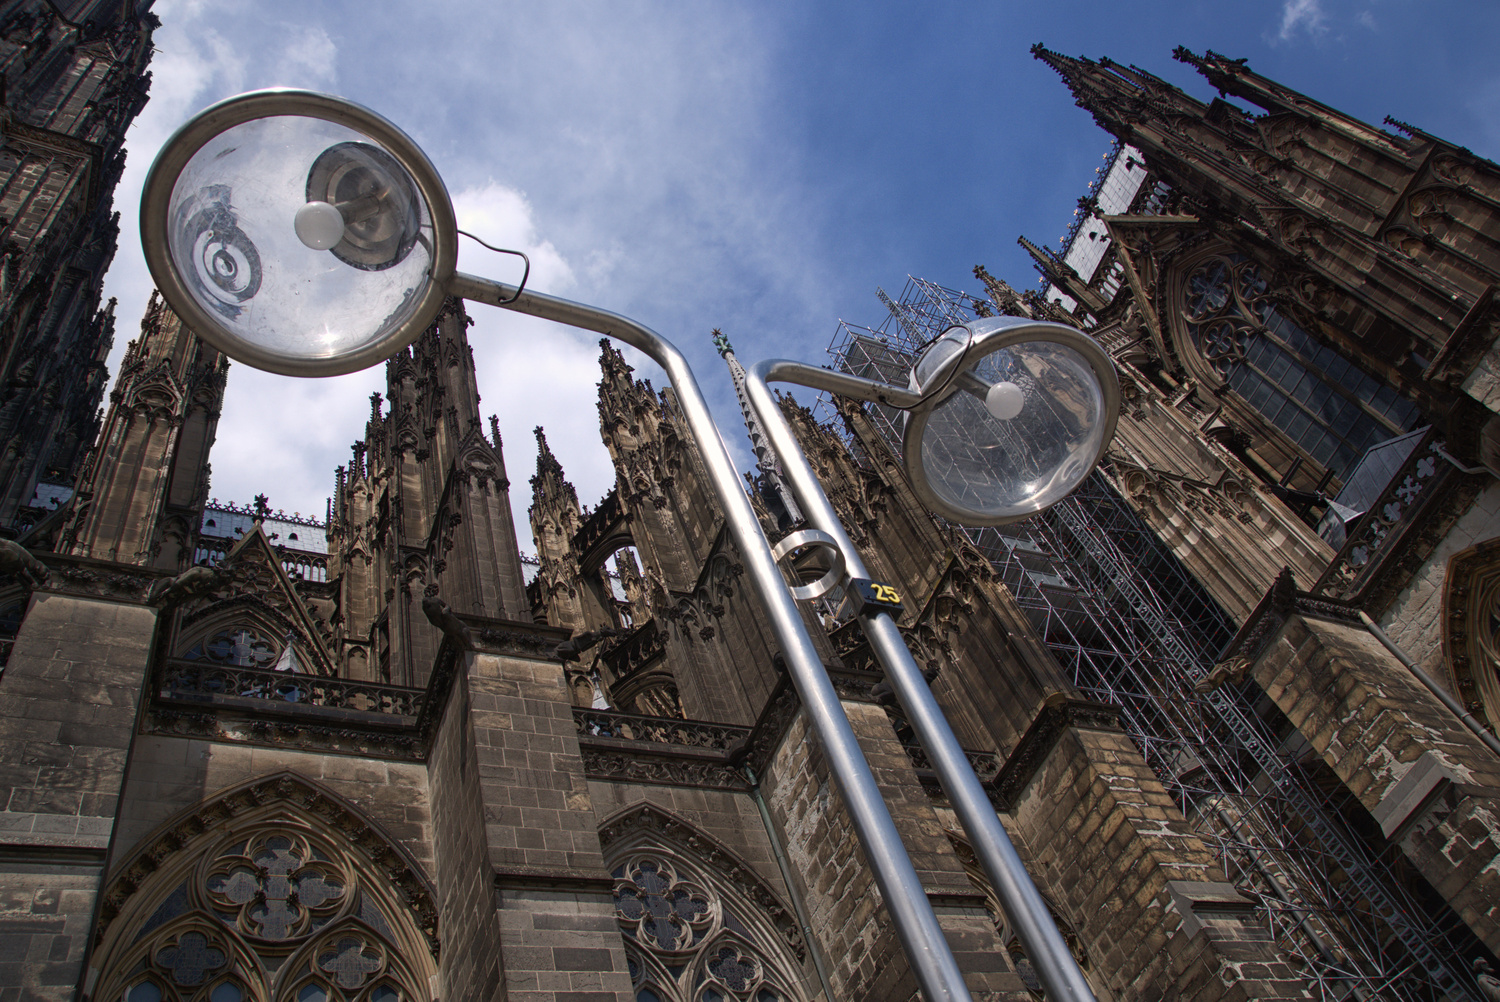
[1,41,1500,1002]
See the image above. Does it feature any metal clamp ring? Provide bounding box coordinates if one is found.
[769,529,846,601]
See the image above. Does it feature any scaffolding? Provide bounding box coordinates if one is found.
[823,276,1492,1002]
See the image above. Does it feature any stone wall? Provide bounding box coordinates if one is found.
[1379,480,1500,679]
[1254,612,1500,954]
[428,665,504,1002]
[1011,723,1311,1002]
[0,593,156,1002]
[759,706,1023,1002]
[467,650,633,1002]
[113,736,432,871]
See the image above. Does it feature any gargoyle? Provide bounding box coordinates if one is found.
[147,565,219,609]
[421,594,473,651]
[1192,655,1253,693]
[553,627,625,664]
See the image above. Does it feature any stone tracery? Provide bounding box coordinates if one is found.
[1175,251,1423,482]
[601,806,807,1002]
[92,779,435,1002]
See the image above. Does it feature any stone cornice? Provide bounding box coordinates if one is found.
[987,697,1125,810]
[34,553,166,603]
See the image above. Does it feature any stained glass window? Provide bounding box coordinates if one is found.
[92,809,432,1002]
[1182,255,1421,479]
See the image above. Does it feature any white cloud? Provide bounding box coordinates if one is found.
[102,0,821,557]
[1277,0,1329,40]
[274,27,339,87]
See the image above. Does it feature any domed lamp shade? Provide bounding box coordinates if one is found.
[901,317,1119,526]
[139,90,458,377]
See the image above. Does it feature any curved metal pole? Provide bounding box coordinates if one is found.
[748,357,1099,1002]
[448,272,976,1002]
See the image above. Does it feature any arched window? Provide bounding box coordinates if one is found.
[602,807,809,1002]
[1183,255,1421,479]
[91,777,437,1002]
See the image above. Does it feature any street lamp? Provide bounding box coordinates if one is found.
[140,89,1113,1002]
[743,323,1116,1002]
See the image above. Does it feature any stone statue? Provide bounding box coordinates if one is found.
[0,538,46,589]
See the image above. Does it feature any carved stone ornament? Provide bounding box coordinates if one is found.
[472,620,572,659]
[143,704,425,761]
[35,553,160,601]
[1441,536,1500,733]
[577,707,752,791]
[94,772,439,961]
[597,802,807,964]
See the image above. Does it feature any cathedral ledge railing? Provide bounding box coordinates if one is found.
[575,706,749,751]
[1310,427,1486,609]
[156,660,426,723]
[151,659,425,742]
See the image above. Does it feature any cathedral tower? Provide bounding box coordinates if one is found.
[0,0,157,530]
[63,291,225,568]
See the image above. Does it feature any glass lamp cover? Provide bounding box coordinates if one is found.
[902,318,1118,525]
[141,91,457,377]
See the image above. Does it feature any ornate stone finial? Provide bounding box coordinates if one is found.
[369,392,383,421]
[1384,115,1420,137]
[1171,46,1210,74]
[711,328,733,357]
[252,494,271,520]
[489,414,502,447]
[531,427,572,500]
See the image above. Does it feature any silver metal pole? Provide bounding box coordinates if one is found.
[449,272,977,1002]
[746,358,1100,1002]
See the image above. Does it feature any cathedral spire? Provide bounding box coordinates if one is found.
[712,329,802,529]
[1030,43,1154,138]
[530,426,577,507]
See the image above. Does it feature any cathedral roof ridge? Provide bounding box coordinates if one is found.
[205,498,327,529]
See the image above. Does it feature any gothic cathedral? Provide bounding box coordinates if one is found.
[2,21,1500,1002]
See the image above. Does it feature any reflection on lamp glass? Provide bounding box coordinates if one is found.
[165,115,436,363]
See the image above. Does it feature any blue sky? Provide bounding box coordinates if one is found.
[102,0,1500,540]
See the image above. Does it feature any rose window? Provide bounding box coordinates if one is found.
[615,858,712,952]
[185,627,280,668]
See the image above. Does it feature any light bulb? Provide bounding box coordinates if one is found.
[985,380,1024,421]
[294,200,345,250]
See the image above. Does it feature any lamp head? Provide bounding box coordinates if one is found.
[140,89,458,377]
[901,316,1119,526]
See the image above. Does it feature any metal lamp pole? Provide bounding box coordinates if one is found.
[741,359,1100,1002]
[448,274,978,1002]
